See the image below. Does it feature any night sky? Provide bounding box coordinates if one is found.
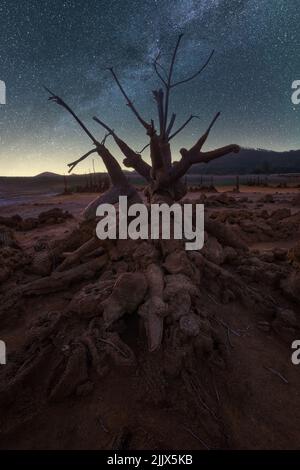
[0,0,299,176]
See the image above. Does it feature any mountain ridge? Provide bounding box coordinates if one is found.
[15,148,300,179]
[188,147,300,175]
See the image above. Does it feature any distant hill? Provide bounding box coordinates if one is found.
[188,148,300,175]
[35,172,61,178]
[28,148,300,180]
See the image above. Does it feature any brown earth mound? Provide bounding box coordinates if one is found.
[0,195,299,450]
[0,208,73,231]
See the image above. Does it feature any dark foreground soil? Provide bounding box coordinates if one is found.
[0,187,299,450]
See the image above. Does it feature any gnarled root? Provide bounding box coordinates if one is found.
[138,264,168,352]
[101,272,148,327]
[47,343,89,401]
[56,236,102,272]
[23,255,108,296]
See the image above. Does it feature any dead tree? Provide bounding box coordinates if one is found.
[45,34,240,219]
[1,37,285,430]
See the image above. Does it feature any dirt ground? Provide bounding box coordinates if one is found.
[0,185,299,450]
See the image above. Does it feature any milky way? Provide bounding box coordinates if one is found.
[0,0,299,176]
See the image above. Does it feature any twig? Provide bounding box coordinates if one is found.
[171,49,215,88]
[163,33,184,136]
[99,338,130,358]
[93,116,115,135]
[185,373,219,421]
[153,52,168,86]
[166,112,176,137]
[138,142,150,153]
[212,375,220,406]
[97,416,109,433]
[227,327,234,348]
[67,148,97,173]
[168,114,200,141]
[264,366,289,384]
[44,86,99,144]
[183,426,210,450]
[108,67,151,131]
[212,317,241,337]
[101,131,113,145]
[206,292,220,305]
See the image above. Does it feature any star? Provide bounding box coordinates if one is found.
[0,0,299,176]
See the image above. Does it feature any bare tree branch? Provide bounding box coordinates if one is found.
[195,144,240,164]
[163,33,184,137]
[44,86,98,145]
[166,112,176,137]
[156,61,168,81]
[108,67,152,132]
[168,114,200,141]
[151,35,214,143]
[170,143,239,183]
[138,142,150,153]
[93,116,151,181]
[44,87,131,187]
[67,149,97,173]
[92,116,114,135]
[169,112,239,182]
[153,52,167,86]
[171,49,215,88]
[184,112,220,154]
[84,184,142,221]
[114,137,151,181]
[152,89,165,135]
[44,88,134,189]
[150,133,164,175]
[206,111,220,133]
[96,143,129,188]
[47,34,240,212]
[101,131,112,145]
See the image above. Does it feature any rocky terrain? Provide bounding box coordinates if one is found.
[0,187,299,450]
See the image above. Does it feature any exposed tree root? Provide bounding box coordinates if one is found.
[0,211,299,447]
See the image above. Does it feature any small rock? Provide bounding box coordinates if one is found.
[179,314,200,337]
[276,308,298,327]
[163,251,194,277]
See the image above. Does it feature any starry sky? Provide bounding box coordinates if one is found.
[0,0,299,176]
